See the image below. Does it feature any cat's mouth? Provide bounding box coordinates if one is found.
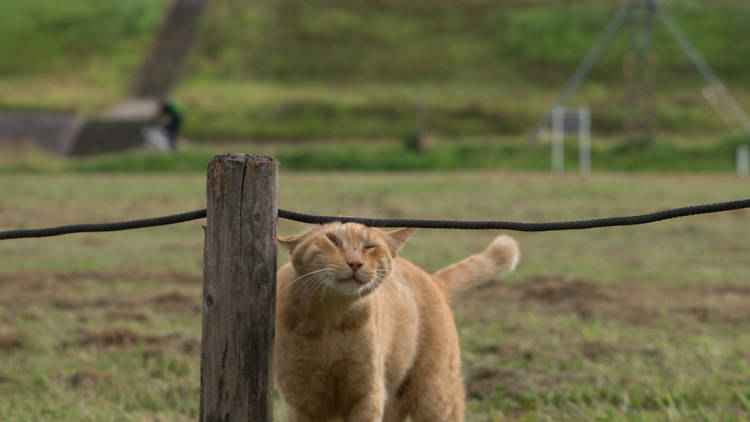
[328,274,381,297]
[338,276,366,285]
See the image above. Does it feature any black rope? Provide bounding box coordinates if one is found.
[0,210,207,240]
[1,198,748,240]
[278,198,750,230]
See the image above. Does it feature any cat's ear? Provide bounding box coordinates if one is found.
[278,234,303,252]
[385,227,417,257]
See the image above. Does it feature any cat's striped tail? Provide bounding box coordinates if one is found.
[433,235,520,296]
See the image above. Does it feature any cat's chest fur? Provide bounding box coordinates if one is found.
[275,264,421,416]
[281,316,380,374]
[276,299,384,418]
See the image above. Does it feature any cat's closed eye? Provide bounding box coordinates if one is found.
[326,233,342,248]
[363,245,376,251]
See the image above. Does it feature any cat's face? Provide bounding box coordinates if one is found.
[280,223,416,297]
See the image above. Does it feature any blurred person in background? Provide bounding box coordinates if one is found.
[144,99,184,151]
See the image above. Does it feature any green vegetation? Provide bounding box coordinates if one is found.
[2,133,749,173]
[193,0,750,84]
[1,1,749,139]
[1,172,749,421]
[0,1,166,113]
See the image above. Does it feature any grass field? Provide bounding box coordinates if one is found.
[2,132,749,173]
[2,1,750,139]
[1,170,749,421]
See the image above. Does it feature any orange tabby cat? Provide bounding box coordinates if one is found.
[275,222,520,422]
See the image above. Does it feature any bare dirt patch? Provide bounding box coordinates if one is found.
[457,275,750,326]
[68,369,113,388]
[579,340,661,362]
[465,365,527,400]
[103,309,150,322]
[465,363,610,402]
[0,269,201,289]
[0,270,202,320]
[77,327,180,348]
[0,332,25,351]
[52,297,131,310]
[519,276,617,303]
[150,291,201,313]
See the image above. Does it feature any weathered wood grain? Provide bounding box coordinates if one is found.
[200,154,278,422]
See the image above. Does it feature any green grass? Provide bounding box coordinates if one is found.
[2,133,749,173]
[191,0,750,85]
[1,1,749,139]
[1,170,749,420]
[173,79,750,139]
[5,1,750,84]
[0,1,165,77]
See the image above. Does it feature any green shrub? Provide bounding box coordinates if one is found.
[401,129,423,153]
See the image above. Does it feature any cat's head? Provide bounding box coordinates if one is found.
[279,222,416,297]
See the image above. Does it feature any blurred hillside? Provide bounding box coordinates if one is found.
[194,0,750,84]
[1,0,749,139]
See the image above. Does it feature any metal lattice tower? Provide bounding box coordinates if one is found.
[624,0,657,141]
[531,0,750,143]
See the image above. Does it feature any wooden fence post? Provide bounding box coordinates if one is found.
[200,154,278,422]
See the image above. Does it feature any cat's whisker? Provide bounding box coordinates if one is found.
[304,277,328,321]
[290,273,330,320]
[368,282,381,314]
[289,275,321,298]
[319,282,330,308]
[291,268,330,282]
[299,276,326,298]
[283,268,331,292]
[288,271,332,299]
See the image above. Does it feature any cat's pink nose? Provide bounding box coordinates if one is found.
[347,261,363,272]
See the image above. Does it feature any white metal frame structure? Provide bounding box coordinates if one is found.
[551,106,591,174]
[738,145,749,177]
